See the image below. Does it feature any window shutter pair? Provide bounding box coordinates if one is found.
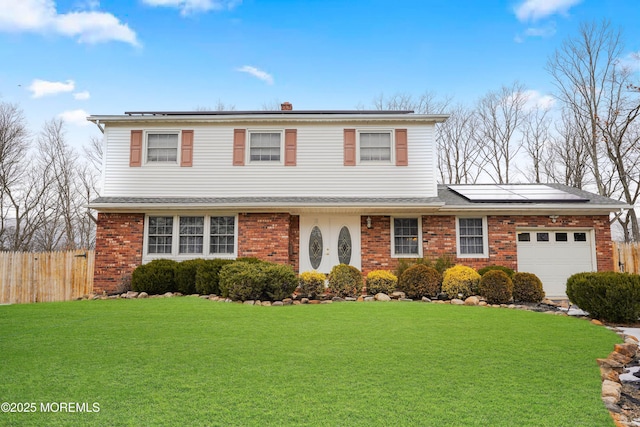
[343,128,408,166]
[129,130,194,167]
[232,129,297,166]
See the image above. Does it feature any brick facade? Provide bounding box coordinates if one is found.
[93,212,614,293]
[93,213,144,294]
[237,213,295,266]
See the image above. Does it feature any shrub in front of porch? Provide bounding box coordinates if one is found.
[328,264,363,298]
[297,271,327,299]
[131,259,179,294]
[478,270,513,305]
[195,259,234,295]
[366,270,398,295]
[442,265,481,299]
[397,265,441,299]
[175,258,207,295]
[218,261,297,302]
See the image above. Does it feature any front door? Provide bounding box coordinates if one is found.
[299,215,361,274]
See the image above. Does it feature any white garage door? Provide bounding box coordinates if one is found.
[516,229,596,299]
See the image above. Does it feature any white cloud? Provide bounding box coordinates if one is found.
[28,79,75,98]
[73,90,90,100]
[514,0,582,22]
[236,65,274,85]
[58,109,91,126]
[142,0,241,16]
[0,0,139,46]
[521,89,556,110]
[524,23,556,38]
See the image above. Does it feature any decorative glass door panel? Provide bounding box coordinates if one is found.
[337,226,352,265]
[300,216,361,274]
[309,226,323,269]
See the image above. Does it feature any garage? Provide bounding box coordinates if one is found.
[516,229,596,299]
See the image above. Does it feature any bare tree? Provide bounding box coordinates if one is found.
[475,82,528,183]
[546,20,623,196]
[544,110,590,188]
[519,106,552,183]
[195,100,236,111]
[372,91,451,114]
[437,104,482,184]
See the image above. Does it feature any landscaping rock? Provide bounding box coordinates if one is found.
[464,296,479,306]
[199,295,209,299]
[615,343,638,359]
[399,298,413,302]
[262,301,272,307]
[479,301,488,306]
[375,293,391,301]
[283,298,293,305]
[345,297,357,302]
[301,298,309,304]
[364,296,375,302]
[332,297,345,302]
[163,292,173,298]
[450,298,464,305]
[421,297,431,302]
[357,296,364,302]
[309,300,321,304]
[392,291,406,299]
[125,291,139,299]
[602,380,622,401]
[272,301,284,306]
[321,300,333,304]
[293,300,301,305]
[243,300,255,305]
[138,292,148,299]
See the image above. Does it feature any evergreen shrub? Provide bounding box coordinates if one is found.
[566,272,640,323]
[328,264,363,298]
[512,272,545,303]
[397,264,441,299]
[442,265,481,299]
[478,270,513,304]
[366,270,398,295]
[131,259,178,294]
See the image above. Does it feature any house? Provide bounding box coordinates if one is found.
[88,103,629,299]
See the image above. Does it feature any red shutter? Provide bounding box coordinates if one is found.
[344,129,356,166]
[233,129,246,166]
[395,129,408,166]
[130,130,142,167]
[284,129,297,166]
[181,130,194,167]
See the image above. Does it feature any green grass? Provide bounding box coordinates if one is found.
[0,299,619,426]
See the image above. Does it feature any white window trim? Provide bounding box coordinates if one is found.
[456,216,489,259]
[144,130,181,166]
[357,129,394,164]
[390,216,423,258]
[247,129,284,164]
[143,213,238,263]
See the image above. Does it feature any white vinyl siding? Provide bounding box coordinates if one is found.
[144,214,238,262]
[102,124,437,198]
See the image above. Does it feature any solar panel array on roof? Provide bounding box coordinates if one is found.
[447,184,589,203]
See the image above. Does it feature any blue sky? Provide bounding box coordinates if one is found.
[0,0,638,149]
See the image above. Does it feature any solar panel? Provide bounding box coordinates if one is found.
[447,184,589,203]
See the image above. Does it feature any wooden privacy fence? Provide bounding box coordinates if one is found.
[0,250,94,304]
[613,242,640,274]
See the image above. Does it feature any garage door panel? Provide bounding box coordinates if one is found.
[517,230,595,299]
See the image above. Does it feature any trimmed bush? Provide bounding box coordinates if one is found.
[131,259,178,294]
[175,259,207,295]
[394,255,454,278]
[218,262,265,301]
[298,271,327,299]
[397,265,441,299]
[442,265,481,299]
[478,270,513,304]
[512,272,545,303]
[328,264,363,298]
[262,263,297,301]
[566,272,640,323]
[477,265,515,278]
[366,270,398,295]
[195,259,234,295]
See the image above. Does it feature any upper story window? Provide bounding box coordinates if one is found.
[359,131,392,162]
[249,131,282,162]
[456,217,488,258]
[147,132,179,163]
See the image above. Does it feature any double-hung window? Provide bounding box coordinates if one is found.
[359,131,392,162]
[147,132,179,163]
[146,215,237,259]
[147,217,173,254]
[249,131,282,162]
[457,217,488,257]
[392,217,421,257]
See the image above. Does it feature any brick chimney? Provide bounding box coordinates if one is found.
[280,102,293,111]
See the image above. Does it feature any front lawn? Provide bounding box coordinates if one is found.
[0,299,619,426]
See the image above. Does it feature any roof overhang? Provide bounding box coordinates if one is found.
[434,203,631,216]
